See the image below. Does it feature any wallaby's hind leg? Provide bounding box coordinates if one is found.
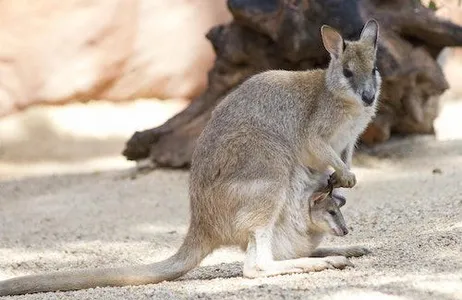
[310,246,371,258]
[242,227,353,278]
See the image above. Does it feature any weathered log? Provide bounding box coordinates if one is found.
[122,0,462,168]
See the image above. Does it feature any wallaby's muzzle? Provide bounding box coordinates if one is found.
[362,90,375,106]
[333,225,349,236]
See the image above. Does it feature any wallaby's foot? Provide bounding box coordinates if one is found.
[243,264,304,278]
[330,170,356,188]
[311,246,371,258]
[243,256,353,278]
[243,227,353,279]
[289,256,353,271]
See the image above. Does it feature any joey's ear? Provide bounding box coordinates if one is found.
[360,19,379,51]
[309,191,328,205]
[321,25,344,59]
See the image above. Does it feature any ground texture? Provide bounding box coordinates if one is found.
[0,100,461,300]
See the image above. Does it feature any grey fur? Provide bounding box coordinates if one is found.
[0,19,380,296]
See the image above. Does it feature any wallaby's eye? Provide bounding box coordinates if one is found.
[343,68,353,78]
[328,210,336,216]
[372,66,378,75]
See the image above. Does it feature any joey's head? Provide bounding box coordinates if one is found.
[308,190,348,237]
[321,19,381,108]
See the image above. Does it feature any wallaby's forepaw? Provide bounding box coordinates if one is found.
[331,170,356,188]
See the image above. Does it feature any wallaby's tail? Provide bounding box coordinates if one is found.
[0,230,211,296]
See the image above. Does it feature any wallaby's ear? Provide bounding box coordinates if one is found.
[360,19,379,51]
[333,194,346,208]
[309,191,328,205]
[321,25,344,59]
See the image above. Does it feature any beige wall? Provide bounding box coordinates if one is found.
[431,0,462,97]
[0,0,232,117]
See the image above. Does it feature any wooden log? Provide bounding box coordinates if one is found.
[122,0,462,168]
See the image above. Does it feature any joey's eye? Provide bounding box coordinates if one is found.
[343,68,353,78]
[328,210,336,216]
[372,66,378,75]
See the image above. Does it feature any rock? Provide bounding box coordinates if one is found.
[432,168,443,174]
[0,0,232,117]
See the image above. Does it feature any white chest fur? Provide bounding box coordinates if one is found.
[330,109,374,154]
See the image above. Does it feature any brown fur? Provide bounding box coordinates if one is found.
[0,20,380,296]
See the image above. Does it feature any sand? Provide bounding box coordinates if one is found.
[0,99,461,300]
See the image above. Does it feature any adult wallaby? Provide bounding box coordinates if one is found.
[0,19,380,296]
[0,174,367,296]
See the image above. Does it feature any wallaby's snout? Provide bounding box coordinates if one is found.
[362,88,376,106]
[329,202,349,237]
[333,221,349,236]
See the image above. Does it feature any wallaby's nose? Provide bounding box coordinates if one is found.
[361,91,375,105]
[334,225,349,236]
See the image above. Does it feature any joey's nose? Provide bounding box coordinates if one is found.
[334,226,349,236]
[362,91,375,105]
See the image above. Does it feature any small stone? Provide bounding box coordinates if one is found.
[432,168,442,174]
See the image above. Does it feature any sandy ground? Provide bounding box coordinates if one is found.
[0,98,461,300]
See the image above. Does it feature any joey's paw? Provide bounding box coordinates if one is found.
[323,256,354,269]
[332,191,347,207]
[344,246,371,257]
[331,171,356,188]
